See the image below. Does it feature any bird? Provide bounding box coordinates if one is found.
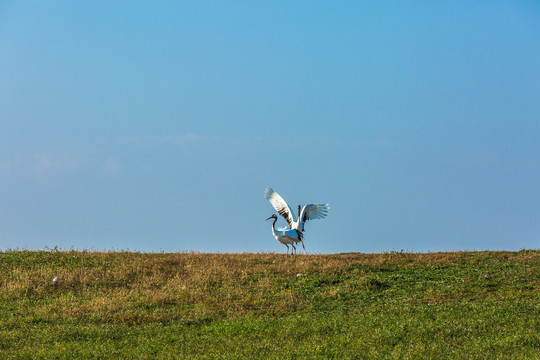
[264,187,330,252]
[266,214,303,255]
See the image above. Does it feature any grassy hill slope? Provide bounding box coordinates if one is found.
[1,250,539,359]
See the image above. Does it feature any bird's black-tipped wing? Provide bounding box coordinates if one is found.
[298,203,330,231]
[264,187,295,229]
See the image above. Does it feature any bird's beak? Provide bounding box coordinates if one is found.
[265,215,274,221]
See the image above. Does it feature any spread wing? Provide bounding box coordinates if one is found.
[298,203,330,231]
[264,187,295,228]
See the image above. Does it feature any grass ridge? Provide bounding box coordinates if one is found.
[1,250,539,358]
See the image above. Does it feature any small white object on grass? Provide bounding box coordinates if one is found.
[297,273,302,277]
[52,276,58,285]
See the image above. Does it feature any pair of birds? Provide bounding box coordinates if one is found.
[264,187,329,255]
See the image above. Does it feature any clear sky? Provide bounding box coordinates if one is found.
[1,1,539,253]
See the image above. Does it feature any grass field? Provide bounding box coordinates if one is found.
[1,250,539,359]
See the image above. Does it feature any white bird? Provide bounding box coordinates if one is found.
[264,187,330,251]
[266,214,303,255]
[264,187,329,231]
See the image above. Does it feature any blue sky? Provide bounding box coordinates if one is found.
[1,1,539,253]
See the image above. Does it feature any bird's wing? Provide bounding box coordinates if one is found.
[298,203,330,230]
[264,187,295,228]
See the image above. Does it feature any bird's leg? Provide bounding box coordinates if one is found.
[301,240,307,254]
[285,244,289,254]
[292,244,296,256]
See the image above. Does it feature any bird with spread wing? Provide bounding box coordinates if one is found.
[264,187,329,254]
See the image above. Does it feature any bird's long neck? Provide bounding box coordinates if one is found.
[296,205,304,230]
[270,217,277,236]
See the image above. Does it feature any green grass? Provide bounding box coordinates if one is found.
[1,250,539,359]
